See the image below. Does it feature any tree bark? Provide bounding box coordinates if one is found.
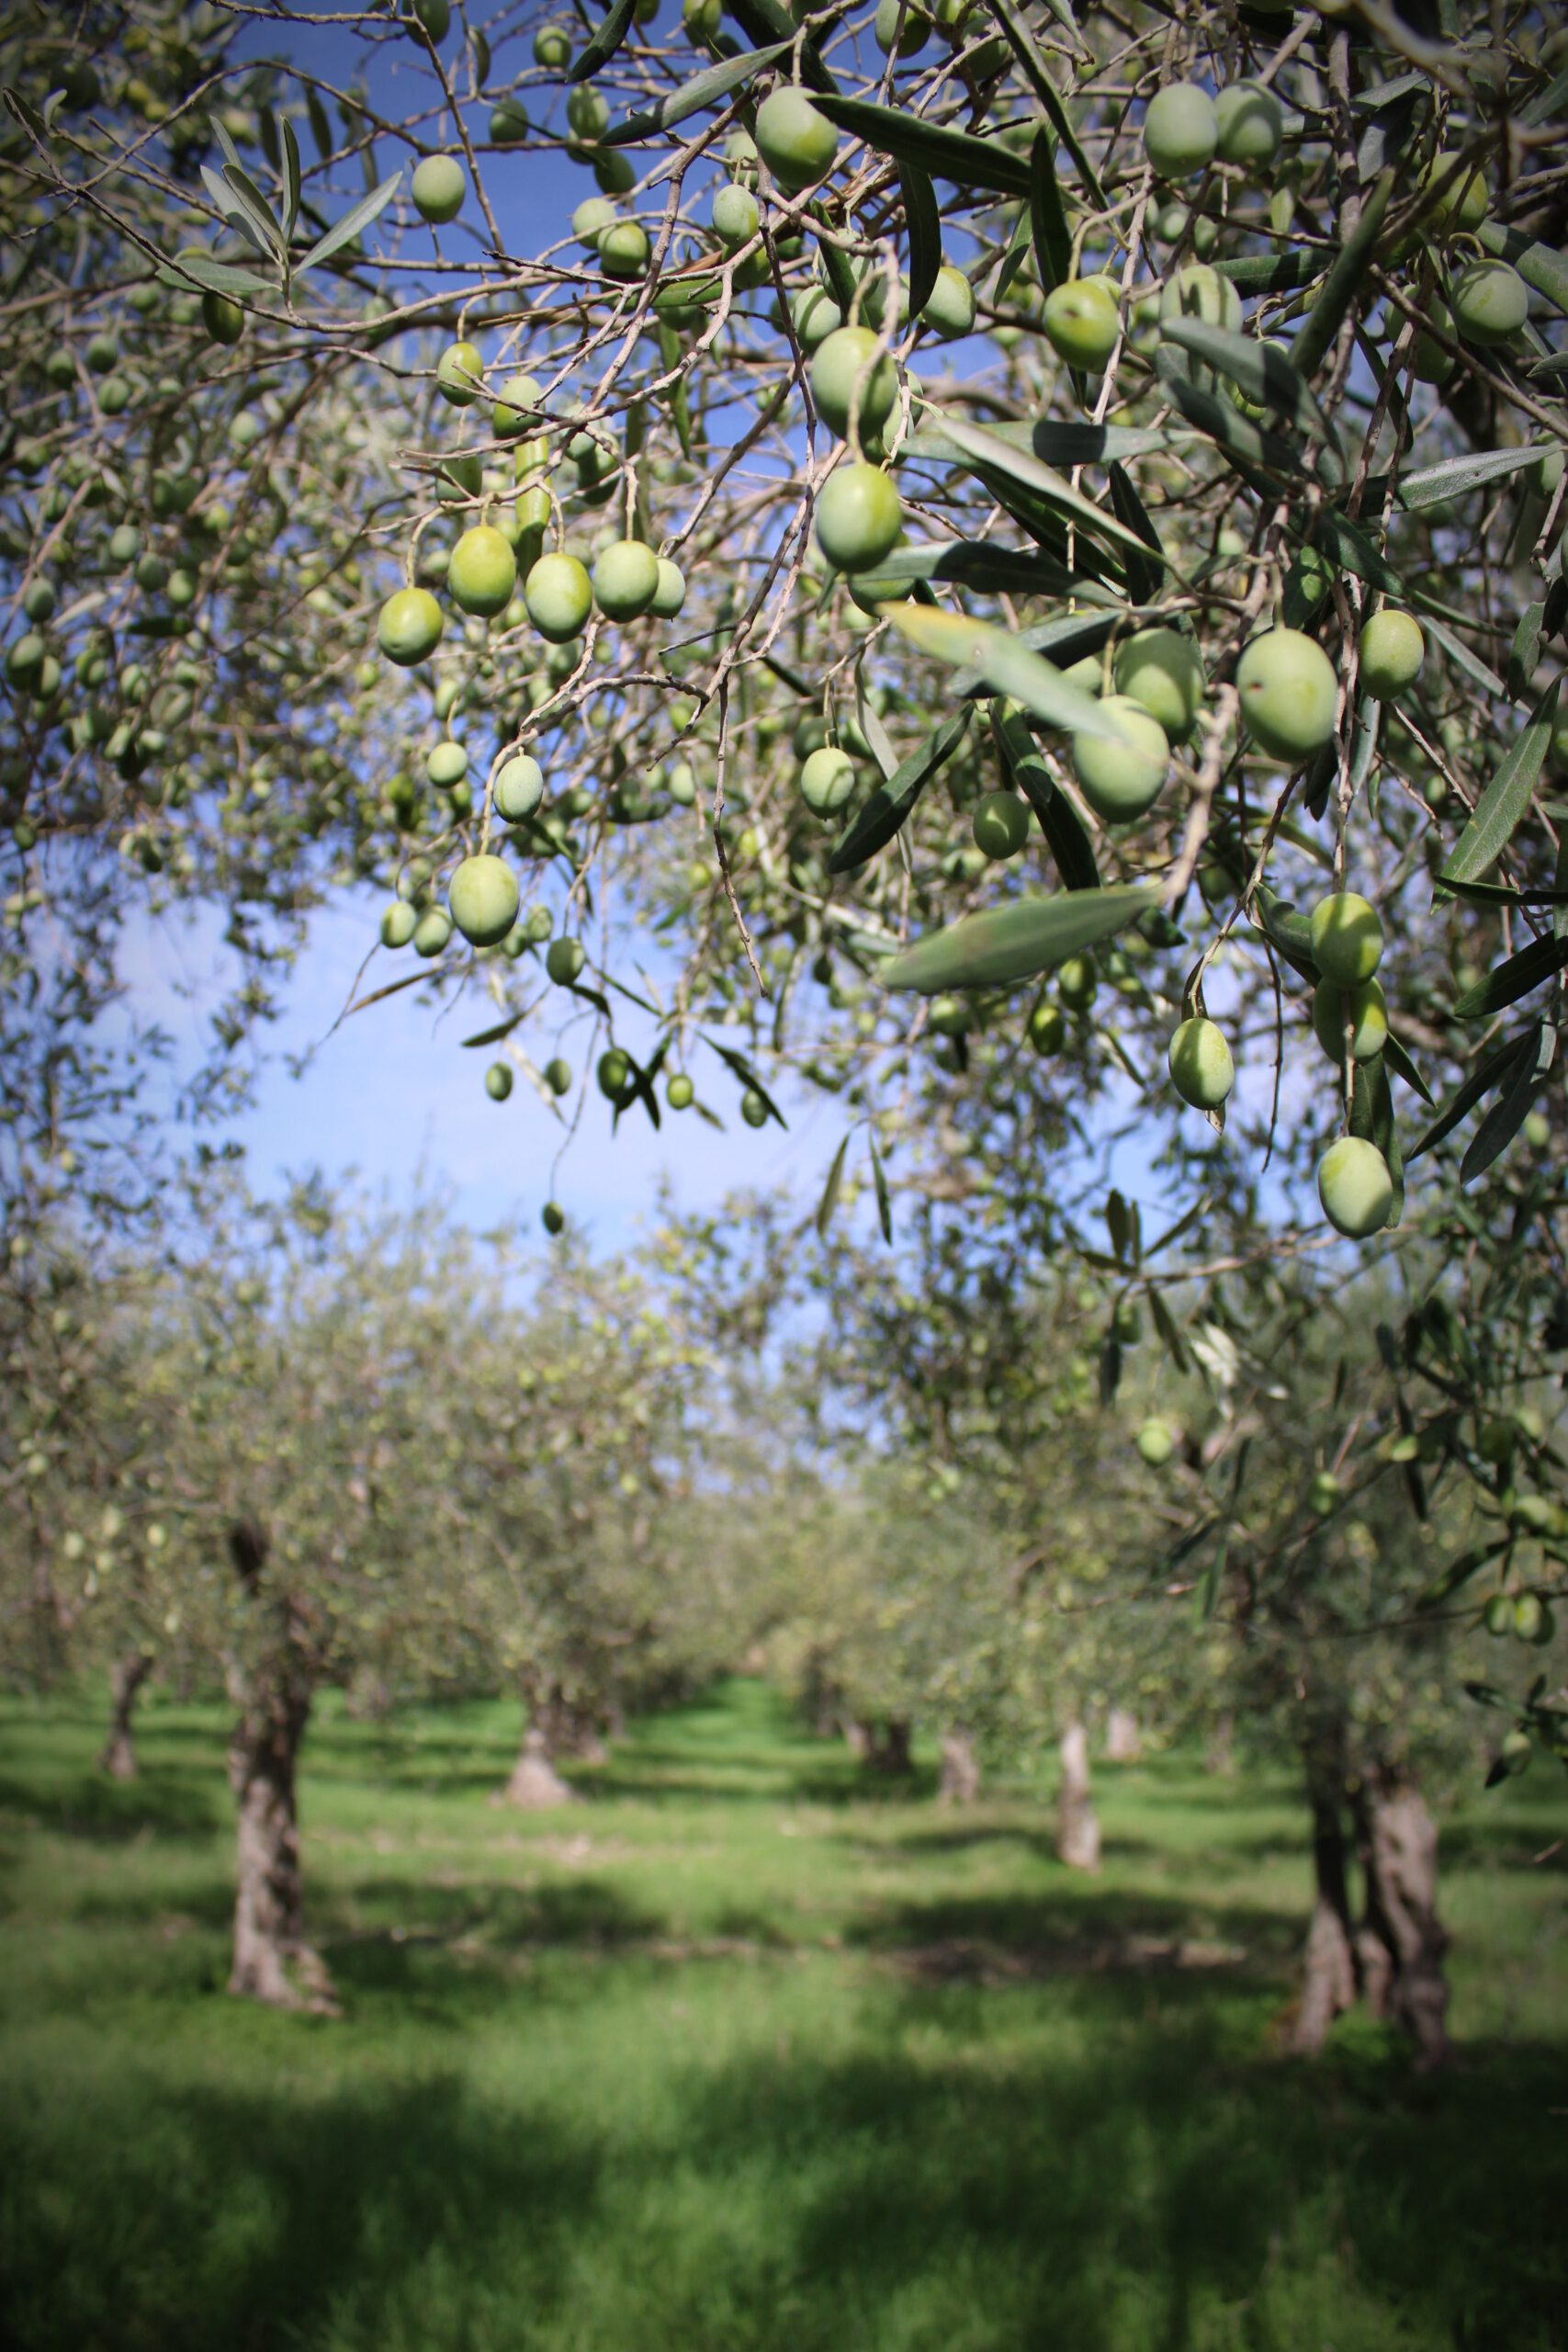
[1105,1706,1141,1762]
[503,1725,578,1807]
[868,1717,913,1775]
[1055,1721,1100,1871]
[1290,1766,1358,2055]
[842,1719,871,1760]
[1354,1767,1450,2069]
[225,1532,334,2015]
[97,1649,152,1781]
[938,1726,981,1805]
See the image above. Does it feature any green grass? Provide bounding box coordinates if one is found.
[0,1678,1563,2352]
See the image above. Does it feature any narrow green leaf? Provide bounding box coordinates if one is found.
[1408,1023,1540,1161]
[925,413,1166,567]
[281,118,302,245]
[1106,462,1163,605]
[1417,1536,1510,1611]
[707,1039,788,1128]
[1216,248,1327,296]
[1030,421,1179,467]
[900,160,941,322]
[1160,319,1337,448]
[460,1013,525,1048]
[305,85,333,163]
[987,0,1107,209]
[880,605,1128,740]
[470,25,492,84]
[1028,128,1070,294]
[1417,610,1506,700]
[868,1131,894,1244]
[607,40,792,142]
[881,884,1157,993]
[994,204,1033,306]
[1310,507,1404,598]
[1106,1188,1133,1261]
[810,95,1032,197]
[1292,167,1395,379]
[1393,444,1557,511]
[1477,218,1568,317]
[1506,601,1544,705]
[1461,1028,1544,1182]
[1147,1285,1190,1374]
[726,0,837,91]
[816,1131,851,1238]
[159,250,276,297]
[829,706,970,874]
[997,714,1100,891]
[569,0,637,84]
[296,171,401,274]
[1450,931,1568,1019]
[1442,876,1568,909]
[844,540,1080,601]
[1439,680,1559,887]
[1154,347,1308,485]
[1381,1032,1434,1106]
[223,162,288,258]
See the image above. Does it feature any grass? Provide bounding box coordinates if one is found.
[0,1676,1563,2352]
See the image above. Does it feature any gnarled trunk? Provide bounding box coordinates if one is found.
[1055,1720,1100,1871]
[502,1677,584,1807]
[504,1724,578,1808]
[98,1649,152,1781]
[225,1532,333,2015]
[1290,1765,1357,2054]
[1105,1706,1141,1762]
[938,1726,981,1805]
[867,1717,913,1776]
[1354,1767,1450,2069]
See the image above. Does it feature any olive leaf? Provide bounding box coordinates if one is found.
[881,884,1157,993]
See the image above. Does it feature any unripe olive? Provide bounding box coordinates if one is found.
[1421,151,1488,233]
[1316,1136,1394,1238]
[598,1046,634,1104]
[1409,297,1455,383]
[566,85,609,141]
[1214,81,1282,169]
[875,0,930,54]
[740,1089,769,1128]
[448,525,517,617]
[650,558,686,618]
[1071,696,1169,821]
[1136,1419,1175,1467]
[1312,975,1388,1063]
[1112,627,1205,742]
[810,326,898,441]
[1450,257,1529,345]
[919,266,976,341]
[427,741,468,788]
[712,183,760,248]
[800,746,856,815]
[1500,1727,1532,1775]
[413,906,453,956]
[542,1202,566,1235]
[202,290,244,345]
[546,936,585,985]
[491,372,542,438]
[1143,83,1219,178]
[380,900,418,948]
[1358,609,1425,700]
[667,1072,695,1109]
[412,154,466,224]
[592,538,659,621]
[1310,891,1383,986]
[1043,277,1121,370]
[436,339,484,404]
[1168,1015,1235,1108]
[448,853,520,946]
[1235,628,1338,764]
[1158,263,1242,334]
[378,587,444,666]
[494,753,545,821]
[1028,999,1065,1054]
[1483,1590,1515,1636]
[525,552,593,642]
[534,23,571,66]
[599,220,650,279]
[753,86,840,193]
[815,464,902,571]
[485,1061,513,1101]
[972,791,1030,859]
[1056,952,1097,1011]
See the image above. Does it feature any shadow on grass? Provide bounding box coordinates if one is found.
[0,1769,220,1845]
[4,2012,1564,2351]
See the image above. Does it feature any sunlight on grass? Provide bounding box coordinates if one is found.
[1,1679,1562,2351]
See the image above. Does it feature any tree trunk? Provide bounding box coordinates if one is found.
[1290,1767,1358,2055]
[1055,1721,1100,1871]
[98,1650,152,1781]
[226,1627,334,2013]
[1354,1767,1450,2070]
[1205,1711,1235,1776]
[1105,1706,1141,1762]
[503,1724,578,1807]
[842,1719,871,1760]
[868,1717,913,1775]
[938,1726,981,1805]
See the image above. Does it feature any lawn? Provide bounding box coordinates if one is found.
[0,1676,1563,2352]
